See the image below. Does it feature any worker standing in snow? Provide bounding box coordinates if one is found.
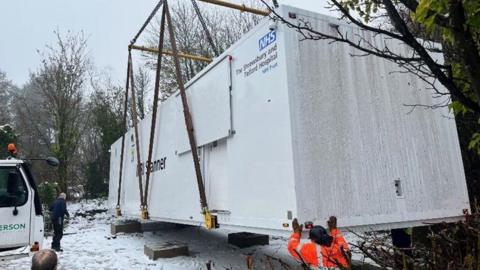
[287,217,351,270]
[49,193,70,252]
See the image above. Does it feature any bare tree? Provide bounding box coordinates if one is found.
[81,73,124,198]
[0,71,17,158]
[0,70,16,125]
[134,66,151,120]
[263,0,480,114]
[14,31,91,194]
[348,210,480,270]
[142,0,262,99]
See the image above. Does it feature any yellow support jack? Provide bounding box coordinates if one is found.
[141,206,149,220]
[203,208,218,230]
[115,206,122,217]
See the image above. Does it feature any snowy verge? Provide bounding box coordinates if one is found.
[1,199,377,269]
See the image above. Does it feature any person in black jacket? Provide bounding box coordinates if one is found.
[49,193,69,252]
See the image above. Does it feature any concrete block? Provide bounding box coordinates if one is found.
[228,232,269,248]
[110,220,141,234]
[144,243,189,260]
[140,221,178,232]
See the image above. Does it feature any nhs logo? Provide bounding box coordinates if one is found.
[259,31,276,51]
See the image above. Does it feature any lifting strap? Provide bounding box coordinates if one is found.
[120,0,218,227]
[128,0,166,219]
[128,51,145,213]
[190,0,219,56]
[142,4,167,218]
[115,52,132,216]
[131,0,165,45]
[165,1,211,216]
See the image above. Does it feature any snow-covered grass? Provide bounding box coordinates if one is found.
[1,199,300,269]
[1,199,374,269]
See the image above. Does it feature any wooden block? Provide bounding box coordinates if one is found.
[144,243,189,260]
[110,220,141,234]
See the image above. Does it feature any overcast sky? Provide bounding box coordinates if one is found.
[0,0,330,86]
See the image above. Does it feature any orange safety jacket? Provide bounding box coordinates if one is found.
[287,230,350,269]
[324,228,350,268]
[288,232,320,268]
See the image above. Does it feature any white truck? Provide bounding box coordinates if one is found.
[109,5,470,235]
[0,157,58,258]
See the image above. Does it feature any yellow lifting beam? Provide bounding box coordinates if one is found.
[129,45,213,63]
[198,0,269,16]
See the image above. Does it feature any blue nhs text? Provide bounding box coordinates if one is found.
[259,31,276,51]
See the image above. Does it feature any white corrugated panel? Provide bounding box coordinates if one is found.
[284,8,470,230]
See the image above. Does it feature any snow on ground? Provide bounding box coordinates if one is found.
[1,199,373,270]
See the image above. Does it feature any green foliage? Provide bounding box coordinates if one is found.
[449,100,470,116]
[412,0,480,49]
[408,0,480,159]
[413,0,448,32]
[464,0,480,28]
[469,132,480,155]
[85,161,107,198]
[38,181,57,209]
[91,95,123,156]
[84,89,123,198]
[340,0,380,23]
[38,181,57,232]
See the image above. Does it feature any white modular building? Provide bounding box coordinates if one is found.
[108,5,470,235]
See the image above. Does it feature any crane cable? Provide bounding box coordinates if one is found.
[118,0,217,227]
[116,0,164,217]
[131,0,165,45]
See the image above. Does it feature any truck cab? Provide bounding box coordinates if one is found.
[0,159,44,252]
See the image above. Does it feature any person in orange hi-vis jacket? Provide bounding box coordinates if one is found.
[287,217,351,270]
[326,216,351,268]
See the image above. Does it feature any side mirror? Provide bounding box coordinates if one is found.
[46,157,60,167]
